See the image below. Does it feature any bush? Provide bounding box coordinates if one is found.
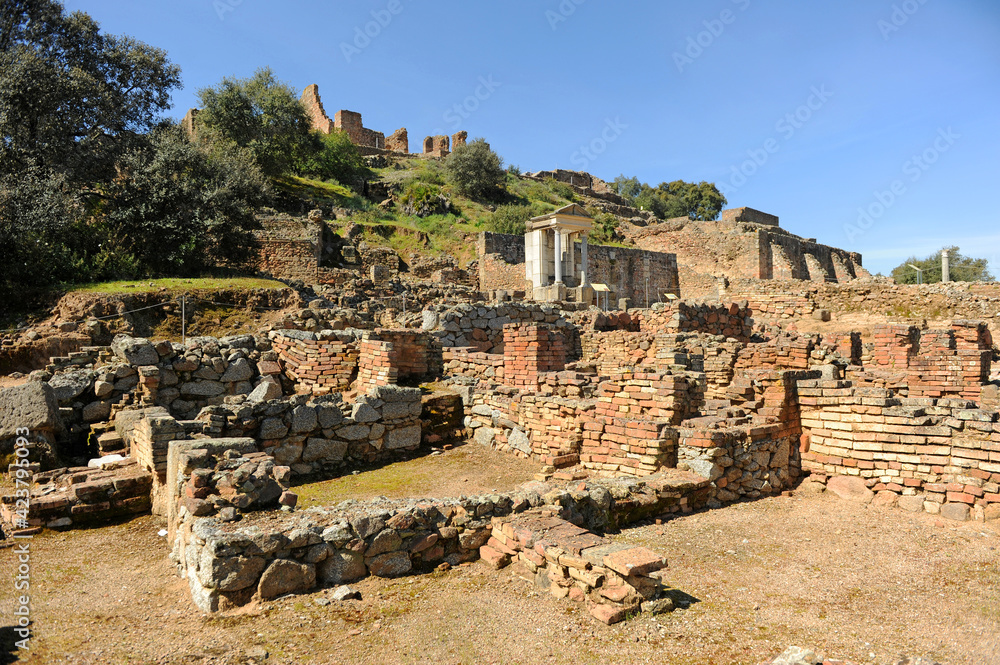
[296,130,368,188]
[485,203,544,235]
[545,178,576,203]
[445,138,505,201]
[398,182,451,218]
[589,211,620,244]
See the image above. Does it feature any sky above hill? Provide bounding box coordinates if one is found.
[63,0,1000,277]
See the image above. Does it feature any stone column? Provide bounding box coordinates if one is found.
[580,234,589,285]
[941,249,950,283]
[554,229,563,284]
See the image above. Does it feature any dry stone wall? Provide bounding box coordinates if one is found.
[170,467,712,614]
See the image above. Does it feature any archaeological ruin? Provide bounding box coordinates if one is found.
[1,139,997,656]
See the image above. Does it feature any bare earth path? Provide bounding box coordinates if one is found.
[2,471,998,665]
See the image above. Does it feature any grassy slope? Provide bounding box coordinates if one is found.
[280,157,585,267]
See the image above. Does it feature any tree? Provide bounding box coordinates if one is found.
[612,175,641,201]
[0,0,181,312]
[101,124,267,276]
[485,203,545,235]
[612,176,726,221]
[890,247,994,284]
[296,129,368,187]
[445,138,505,201]
[0,0,181,184]
[196,67,313,177]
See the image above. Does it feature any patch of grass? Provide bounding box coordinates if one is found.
[294,460,439,506]
[272,175,366,209]
[70,277,286,295]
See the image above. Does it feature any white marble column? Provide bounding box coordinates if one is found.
[580,234,589,285]
[554,229,563,284]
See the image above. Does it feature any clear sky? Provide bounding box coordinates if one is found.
[63,0,1000,277]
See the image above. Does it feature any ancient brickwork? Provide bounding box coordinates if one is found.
[386,128,408,153]
[181,108,200,138]
[479,232,530,293]
[254,216,323,283]
[720,206,780,226]
[272,330,359,394]
[0,459,152,530]
[356,337,396,390]
[451,131,467,148]
[638,302,752,341]
[799,380,1000,521]
[332,110,383,149]
[869,322,991,399]
[423,135,450,157]
[628,208,866,293]
[502,324,566,389]
[300,84,335,133]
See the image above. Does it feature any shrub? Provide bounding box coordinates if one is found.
[485,203,543,235]
[445,138,505,201]
[398,182,451,217]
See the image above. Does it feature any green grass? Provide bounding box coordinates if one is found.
[272,175,367,209]
[69,277,287,295]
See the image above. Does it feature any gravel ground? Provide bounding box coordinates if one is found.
[1,480,998,665]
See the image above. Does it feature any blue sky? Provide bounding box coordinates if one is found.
[64,0,1000,277]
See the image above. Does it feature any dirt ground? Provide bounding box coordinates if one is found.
[1,444,998,665]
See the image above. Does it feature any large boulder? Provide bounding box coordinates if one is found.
[0,382,64,441]
[111,335,160,366]
[48,370,94,403]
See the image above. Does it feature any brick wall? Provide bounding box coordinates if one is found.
[272,330,359,394]
[502,324,566,389]
[799,380,1000,520]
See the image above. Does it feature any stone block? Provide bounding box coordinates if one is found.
[385,425,421,450]
[0,381,64,439]
[940,503,970,522]
[257,559,316,599]
[826,475,874,504]
[602,547,666,577]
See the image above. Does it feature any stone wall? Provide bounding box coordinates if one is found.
[254,216,322,283]
[170,468,712,613]
[628,209,866,294]
[335,110,385,150]
[300,84,335,134]
[423,135,450,157]
[720,206,779,227]
[502,324,566,389]
[386,128,408,153]
[869,322,991,400]
[478,232,529,293]
[0,458,152,531]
